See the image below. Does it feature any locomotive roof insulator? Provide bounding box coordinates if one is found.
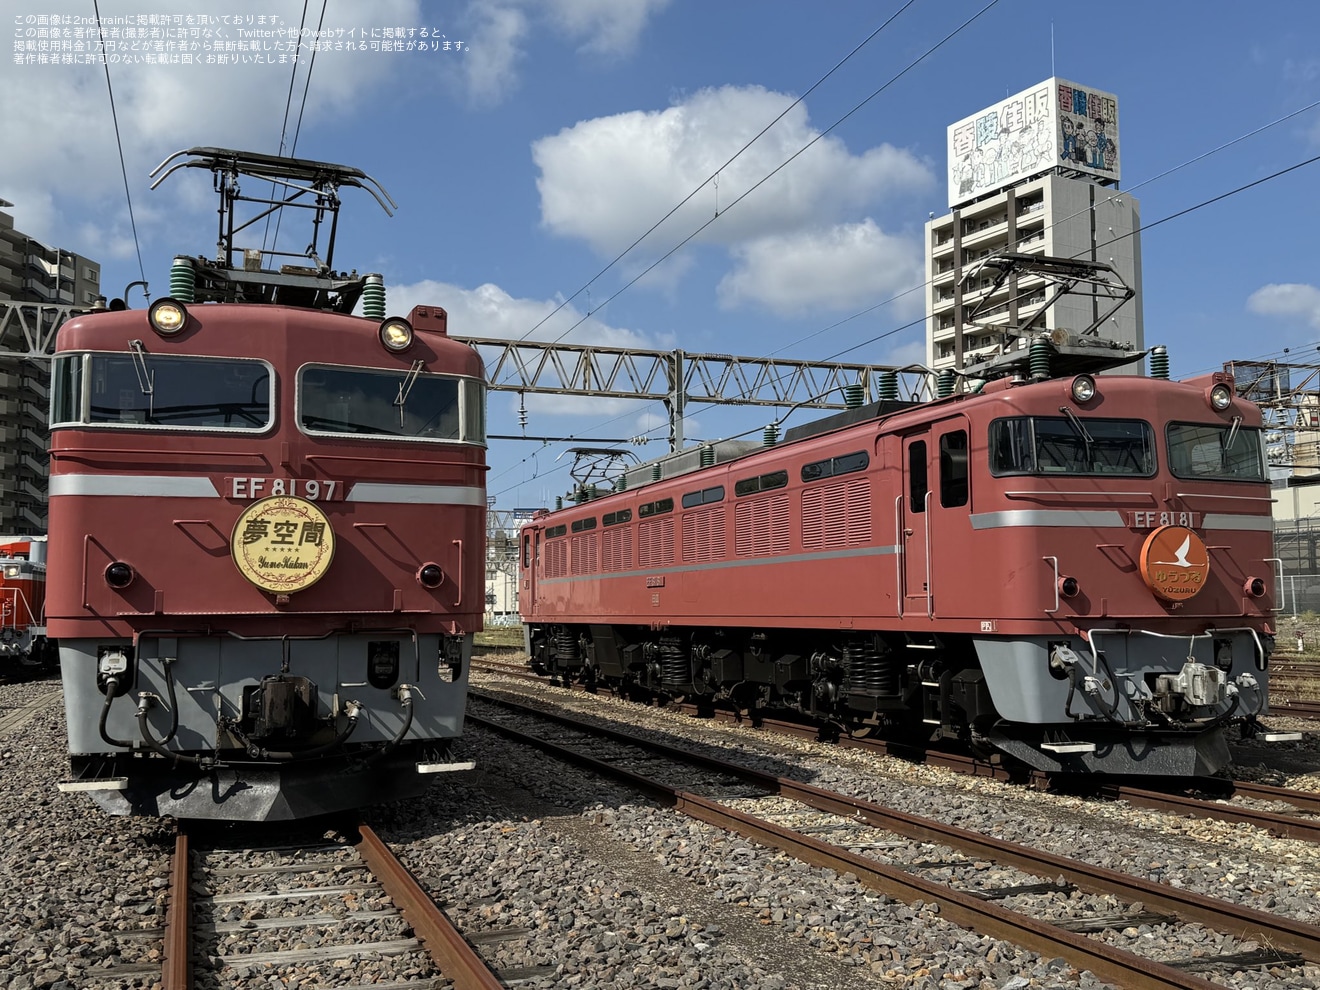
[148,297,188,336]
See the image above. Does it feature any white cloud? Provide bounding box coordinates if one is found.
[1247,283,1320,329]
[386,277,654,350]
[2,0,423,248]
[460,3,530,106]
[544,0,672,56]
[717,220,924,316]
[532,85,934,258]
[453,0,667,104]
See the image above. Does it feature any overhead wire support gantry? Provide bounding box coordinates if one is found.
[452,336,931,451]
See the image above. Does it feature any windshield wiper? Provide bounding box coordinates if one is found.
[1058,406,1093,465]
[394,359,424,429]
[1222,415,1243,468]
[127,339,155,420]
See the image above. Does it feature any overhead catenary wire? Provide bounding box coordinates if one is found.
[269,0,329,256]
[262,0,313,255]
[92,0,147,295]
[509,0,922,347]
[494,0,1003,387]
[501,104,1320,478]
[492,147,1320,501]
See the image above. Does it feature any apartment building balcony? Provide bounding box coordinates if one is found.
[18,478,45,502]
[961,222,1008,251]
[19,375,48,401]
[29,256,60,277]
[19,398,47,424]
[19,453,48,477]
[17,504,45,531]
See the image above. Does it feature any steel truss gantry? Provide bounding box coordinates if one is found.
[454,337,930,450]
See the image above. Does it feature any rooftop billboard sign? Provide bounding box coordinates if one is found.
[947,77,1120,209]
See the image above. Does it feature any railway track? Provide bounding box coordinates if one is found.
[0,685,60,738]
[1274,700,1320,720]
[470,657,1320,825]
[467,688,1320,990]
[152,823,506,989]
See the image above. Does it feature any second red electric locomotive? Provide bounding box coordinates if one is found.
[520,335,1287,777]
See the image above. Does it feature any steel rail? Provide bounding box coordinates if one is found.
[1102,783,1320,842]
[1231,778,1320,814]
[1272,700,1320,719]
[162,831,191,990]
[468,694,1320,964]
[469,712,1249,990]
[355,824,503,990]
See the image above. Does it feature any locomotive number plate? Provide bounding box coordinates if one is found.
[645,575,665,588]
[1130,510,1198,529]
[229,477,343,500]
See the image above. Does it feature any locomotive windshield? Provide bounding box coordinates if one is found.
[1167,422,1266,481]
[298,364,486,445]
[990,416,1155,476]
[50,352,273,431]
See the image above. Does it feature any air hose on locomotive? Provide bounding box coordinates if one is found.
[217,699,363,761]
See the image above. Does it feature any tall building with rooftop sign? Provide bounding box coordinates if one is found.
[925,78,1143,374]
[0,202,101,534]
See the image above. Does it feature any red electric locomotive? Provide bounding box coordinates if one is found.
[520,328,1289,777]
[0,536,56,676]
[49,149,486,820]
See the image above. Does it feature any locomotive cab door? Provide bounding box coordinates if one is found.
[900,432,932,616]
[900,417,972,618]
[520,528,541,614]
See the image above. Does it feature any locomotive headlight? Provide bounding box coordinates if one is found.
[417,562,444,588]
[1070,375,1097,403]
[1058,575,1080,598]
[104,561,135,589]
[379,317,414,352]
[1243,576,1266,598]
[1209,383,1233,411]
[148,297,188,336]
[3,564,18,578]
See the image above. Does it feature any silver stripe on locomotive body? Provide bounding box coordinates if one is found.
[969,509,1127,530]
[345,483,486,506]
[1202,513,1273,531]
[538,543,900,586]
[49,474,221,498]
[50,475,485,506]
[970,508,1273,531]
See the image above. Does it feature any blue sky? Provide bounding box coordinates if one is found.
[7,0,1320,509]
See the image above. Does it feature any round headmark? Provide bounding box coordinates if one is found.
[1139,525,1210,602]
[230,496,335,593]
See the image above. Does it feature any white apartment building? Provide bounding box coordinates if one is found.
[925,79,1143,374]
[0,203,101,533]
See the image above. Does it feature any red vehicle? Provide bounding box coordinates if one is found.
[0,536,55,675]
[520,335,1289,777]
[48,149,487,820]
